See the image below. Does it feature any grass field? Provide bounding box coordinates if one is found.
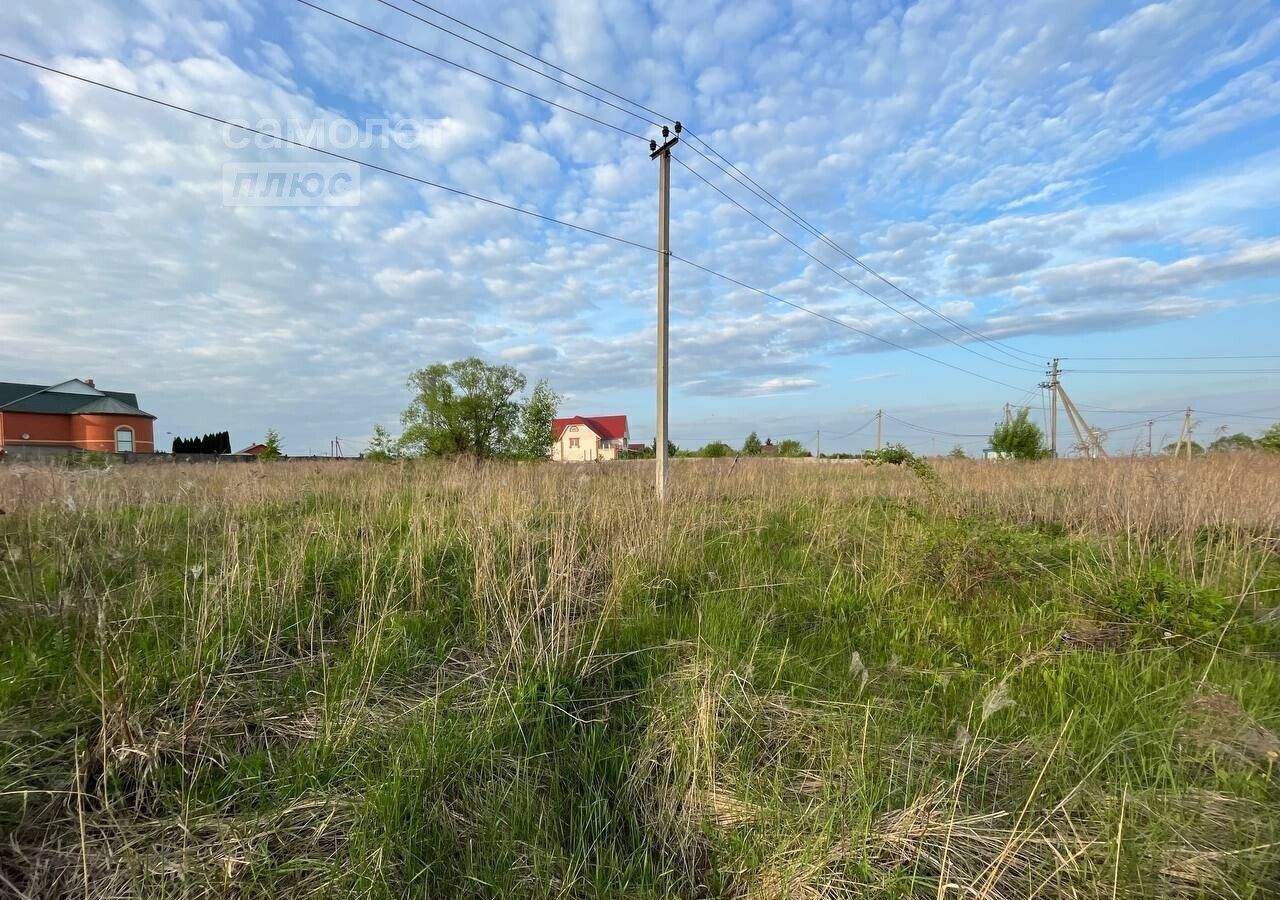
[2,456,1278,898]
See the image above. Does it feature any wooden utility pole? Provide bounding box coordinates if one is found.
[650,123,679,501]
[1146,420,1153,456]
[816,427,821,462]
[1004,402,1013,426]
[875,409,883,451]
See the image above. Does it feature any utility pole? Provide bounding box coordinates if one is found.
[816,427,821,462]
[1040,359,1060,457]
[650,122,680,501]
[876,409,883,451]
[1146,420,1153,456]
[1004,402,1013,426]
[1174,406,1194,458]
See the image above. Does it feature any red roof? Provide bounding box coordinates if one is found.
[553,415,628,441]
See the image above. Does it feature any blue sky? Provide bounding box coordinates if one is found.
[1,0,1278,455]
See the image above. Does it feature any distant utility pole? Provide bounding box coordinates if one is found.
[650,122,680,501]
[816,427,821,462]
[1146,420,1154,456]
[1004,402,1013,426]
[1174,406,1195,458]
[876,409,883,451]
[1041,359,1060,457]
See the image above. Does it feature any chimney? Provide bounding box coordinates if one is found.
[83,378,95,388]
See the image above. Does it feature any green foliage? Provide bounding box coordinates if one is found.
[1163,441,1204,456]
[259,428,282,461]
[775,438,808,457]
[510,380,562,461]
[364,425,398,462]
[697,441,735,458]
[1208,432,1256,453]
[989,407,1050,460]
[399,358,558,460]
[741,431,763,456]
[865,442,937,481]
[948,444,968,459]
[1259,422,1280,452]
[864,442,913,464]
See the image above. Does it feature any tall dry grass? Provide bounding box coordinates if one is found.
[0,454,1276,898]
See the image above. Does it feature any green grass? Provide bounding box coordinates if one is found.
[0,458,1277,898]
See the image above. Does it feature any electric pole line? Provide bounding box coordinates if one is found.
[1040,359,1060,457]
[816,427,821,462]
[876,409,883,451]
[1146,420,1153,456]
[1174,406,1195,458]
[651,122,680,501]
[1004,402,1013,426]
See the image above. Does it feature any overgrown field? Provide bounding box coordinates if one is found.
[1,456,1278,898]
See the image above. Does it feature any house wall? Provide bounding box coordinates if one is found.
[555,423,602,461]
[0,411,154,453]
[1,411,74,447]
[72,414,156,453]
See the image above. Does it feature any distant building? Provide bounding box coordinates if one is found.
[552,415,629,462]
[237,443,269,456]
[0,378,156,456]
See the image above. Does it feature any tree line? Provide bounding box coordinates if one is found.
[172,431,232,455]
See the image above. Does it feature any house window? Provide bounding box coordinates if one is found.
[569,438,580,448]
[115,426,134,453]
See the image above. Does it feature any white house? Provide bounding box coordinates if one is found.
[551,415,630,462]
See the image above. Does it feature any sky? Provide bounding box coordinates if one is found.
[1,0,1279,456]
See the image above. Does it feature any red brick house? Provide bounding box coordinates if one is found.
[0,379,156,455]
[551,415,630,462]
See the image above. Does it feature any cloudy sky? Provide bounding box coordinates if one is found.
[2,0,1279,455]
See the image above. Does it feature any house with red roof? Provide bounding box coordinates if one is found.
[551,414,630,462]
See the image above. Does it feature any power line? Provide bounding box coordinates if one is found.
[672,152,1041,373]
[677,137,1045,367]
[373,0,1043,369]
[1062,355,1280,361]
[0,53,657,250]
[881,412,988,438]
[669,252,1032,392]
[1064,368,1280,375]
[293,0,652,141]
[0,52,1034,397]
[398,0,674,125]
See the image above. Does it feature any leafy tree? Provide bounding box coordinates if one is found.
[742,432,764,456]
[1208,432,1256,453]
[1162,441,1203,456]
[866,443,913,464]
[699,441,735,458]
[776,439,808,457]
[400,359,527,458]
[948,444,968,459]
[259,429,282,461]
[365,424,398,461]
[511,380,561,460]
[989,408,1050,460]
[648,438,679,457]
[1260,423,1280,453]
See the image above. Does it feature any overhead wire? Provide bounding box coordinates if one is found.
[293,0,653,141]
[672,152,1041,373]
[367,0,1045,369]
[1,52,1035,398]
[677,137,1045,367]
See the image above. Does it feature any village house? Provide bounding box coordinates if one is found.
[551,415,629,462]
[0,378,156,457]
